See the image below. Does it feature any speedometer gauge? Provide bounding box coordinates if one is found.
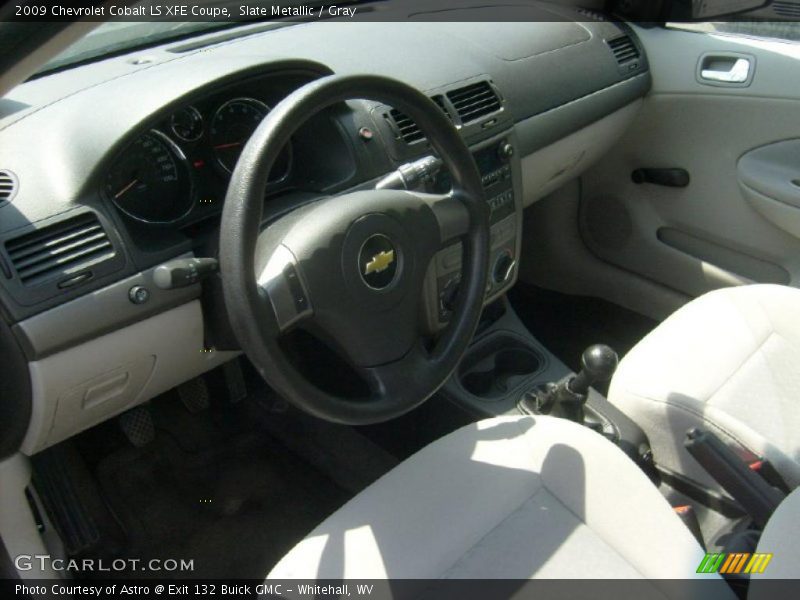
[105,131,193,224]
[210,97,291,180]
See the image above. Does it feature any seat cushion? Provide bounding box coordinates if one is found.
[268,415,709,582]
[608,284,800,491]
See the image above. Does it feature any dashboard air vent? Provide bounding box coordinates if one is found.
[0,170,18,205]
[446,81,501,124]
[387,95,450,144]
[607,35,640,65]
[5,212,116,287]
[388,108,425,143]
[773,1,800,17]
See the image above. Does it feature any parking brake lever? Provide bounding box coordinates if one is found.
[685,428,785,528]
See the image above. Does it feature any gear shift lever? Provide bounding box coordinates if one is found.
[519,344,619,426]
[569,344,619,396]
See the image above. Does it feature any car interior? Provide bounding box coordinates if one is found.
[1,0,799,595]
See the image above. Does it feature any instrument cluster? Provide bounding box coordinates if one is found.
[103,78,300,225]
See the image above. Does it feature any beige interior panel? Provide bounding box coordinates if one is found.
[22,301,237,455]
[521,100,643,207]
[519,180,689,321]
[0,454,58,578]
[578,26,800,303]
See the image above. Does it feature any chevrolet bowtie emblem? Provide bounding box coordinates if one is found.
[364,250,395,276]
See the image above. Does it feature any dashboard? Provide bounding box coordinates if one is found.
[0,7,651,456]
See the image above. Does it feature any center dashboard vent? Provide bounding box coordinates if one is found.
[607,35,640,65]
[386,81,502,145]
[446,81,502,123]
[4,212,116,287]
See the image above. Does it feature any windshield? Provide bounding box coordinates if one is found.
[34,0,375,76]
[36,21,241,75]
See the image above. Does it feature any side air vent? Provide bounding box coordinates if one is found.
[446,81,502,124]
[607,35,640,65]
[773,1,800,17]
[387,94,450,144]
[5,212,116,287]
[388,108,425,143]
[0,170,18,205]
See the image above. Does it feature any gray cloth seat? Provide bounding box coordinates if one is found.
[608,284,800,491]
[268,415,716,582]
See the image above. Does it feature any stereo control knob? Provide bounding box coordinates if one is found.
[493,253,516,284]
[498,142,514,160]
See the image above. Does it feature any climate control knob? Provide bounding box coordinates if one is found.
[498,142,514,160]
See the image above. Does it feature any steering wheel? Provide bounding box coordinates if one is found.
[220,74,489,425]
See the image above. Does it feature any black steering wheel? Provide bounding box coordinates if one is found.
[220,74,489,425]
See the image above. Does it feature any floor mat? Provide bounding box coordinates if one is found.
[508,283,658,380]
[86,397,349,579]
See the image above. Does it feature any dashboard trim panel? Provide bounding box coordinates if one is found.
[13,253,201,360]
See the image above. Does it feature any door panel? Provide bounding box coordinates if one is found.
[739,139,800,238]
[580,25,800,300]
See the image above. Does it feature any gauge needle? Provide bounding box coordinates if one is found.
[214,141,243,150]
[114,178,140,199]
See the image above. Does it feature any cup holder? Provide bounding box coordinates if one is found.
[458,334,544,400]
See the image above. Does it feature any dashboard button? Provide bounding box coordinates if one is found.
[128,285,150,305]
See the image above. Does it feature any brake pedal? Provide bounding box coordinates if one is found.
[223,359,247,404]
[118,405,155,447]
[177,376,210,413]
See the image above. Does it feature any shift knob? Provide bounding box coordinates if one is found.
[568,344,619,395]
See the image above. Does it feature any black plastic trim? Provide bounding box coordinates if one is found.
[0,315,32,459]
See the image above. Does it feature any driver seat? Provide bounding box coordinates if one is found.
[268,416,734,585]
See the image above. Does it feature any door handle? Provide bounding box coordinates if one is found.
[698,54,754,86]
[701,58,751,83]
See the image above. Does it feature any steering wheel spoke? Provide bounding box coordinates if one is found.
[256,244,313,334]
[412,191,471,247]
[357,342,432,403]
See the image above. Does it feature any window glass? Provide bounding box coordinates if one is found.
[668,21,800,43]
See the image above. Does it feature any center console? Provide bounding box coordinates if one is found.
[423,132,523,331]
[441,296,656,475]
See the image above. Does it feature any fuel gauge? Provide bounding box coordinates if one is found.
[170,106,204,142]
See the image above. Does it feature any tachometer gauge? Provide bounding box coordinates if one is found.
[170,106,204,142]
[210,97,291,180]
[105,130,193,224]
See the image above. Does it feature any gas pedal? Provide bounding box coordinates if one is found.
[222,359,247,404]
[118,405,155,447]
[177,376,211,413]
